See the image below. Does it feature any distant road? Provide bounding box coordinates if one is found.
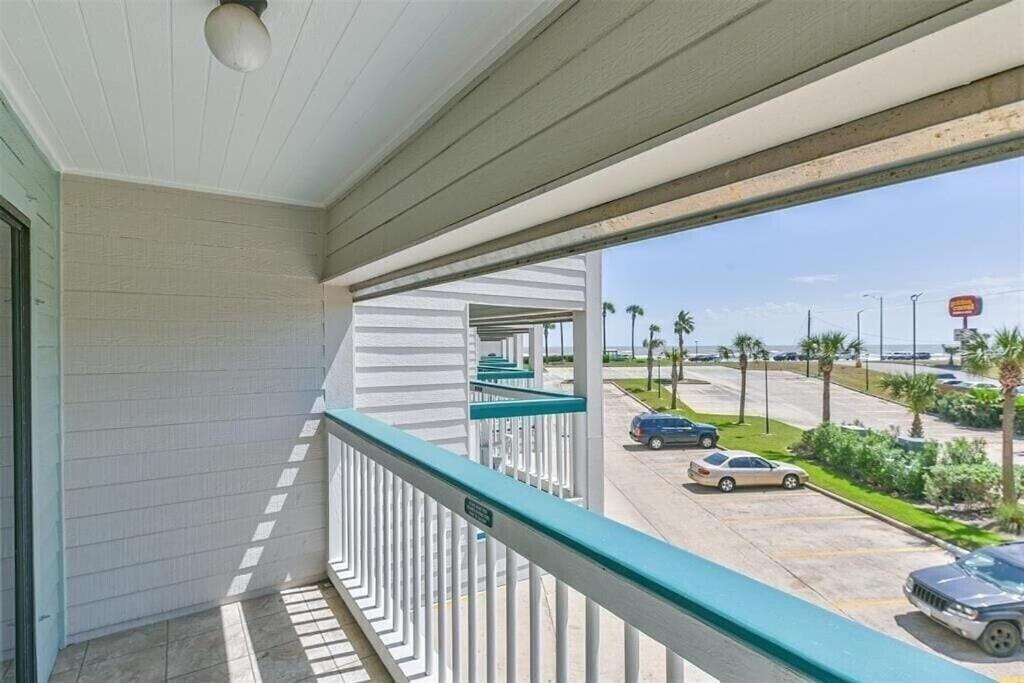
[546,365,1023,464]
[839,360,992,384]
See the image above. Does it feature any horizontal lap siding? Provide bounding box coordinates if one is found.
[354,292,470,455]
[351,257,586,455]
[0,92,63,675]
[61,176,327,639]
[323,0,962,280]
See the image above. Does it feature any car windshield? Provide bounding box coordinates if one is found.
[959,550,1024,595]
[704,452,728,466]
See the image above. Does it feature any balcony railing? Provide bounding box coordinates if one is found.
[474,367,534,387]
[324,408,986,683]
[470,380,583,499]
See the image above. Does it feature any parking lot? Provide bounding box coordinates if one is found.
[602,383,1024,680]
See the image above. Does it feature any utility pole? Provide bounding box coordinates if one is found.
[911,293,922,375]
[805,309,811,377]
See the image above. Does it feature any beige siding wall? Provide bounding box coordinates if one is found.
[60,176,327,640]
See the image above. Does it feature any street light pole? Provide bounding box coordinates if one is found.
[863,294,884,363]
[805,309,811,378]
[764,356,770,434]
[857,308,866,388]
[911,293,922,375]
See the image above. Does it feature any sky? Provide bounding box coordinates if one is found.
[602,157,1023,351]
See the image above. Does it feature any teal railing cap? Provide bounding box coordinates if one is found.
[469,395,585,419]
[324,408,990,683]
[475,369,533,380]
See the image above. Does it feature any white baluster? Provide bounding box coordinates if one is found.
[467,522,478,683]
[414,489,423,661]
[452,513,462,682]
[625,624,639,683]
[506,549,518,683]
[384,470,392,619]
[486,536,497,683]
[425,496,435,676]
[529,562,541,682]
[586,598,600,683]
[556,579,568,683]
[666,648,685,683]
[392,473,400,629]
[438,505,449,682]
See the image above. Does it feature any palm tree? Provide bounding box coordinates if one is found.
[942,344,959,368]
[543,323,554,362]
[800,331,863,423]
[669,347,681,409]
[722,333,765,423]
[559,321,566,361]
[602,302,615,358]
[625,305,644,359]
[878,373,938,437]
[674,310,695,379]
[645,323,662,391]
[962,327,1024,506]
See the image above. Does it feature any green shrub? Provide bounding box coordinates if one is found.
[933,389,1024,435]
[937,437,989,466]
[996,503,1024,534]
[795,423,933,498]
[924,463,1001,509]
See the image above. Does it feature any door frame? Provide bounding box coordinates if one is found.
[0,194,34,683]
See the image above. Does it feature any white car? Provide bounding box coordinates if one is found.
[687,450,809,493]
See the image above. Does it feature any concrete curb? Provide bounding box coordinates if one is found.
[610,381,970,557]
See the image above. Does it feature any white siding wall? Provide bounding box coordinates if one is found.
[353,292,470,455]
[60,176,327,640]
[0,92,63,677]
[352,256,586,455]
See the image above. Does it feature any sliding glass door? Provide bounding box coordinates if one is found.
[1,197,33,683]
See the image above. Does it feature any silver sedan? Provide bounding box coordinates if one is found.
[687,450,809,493]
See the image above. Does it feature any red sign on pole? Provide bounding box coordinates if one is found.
[948,295,982,318]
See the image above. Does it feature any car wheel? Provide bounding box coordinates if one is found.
[648,436,664,450]
[698,434,715,449]
[718,477,735,493]
[980,621,1020,657]
[782,474,800,490]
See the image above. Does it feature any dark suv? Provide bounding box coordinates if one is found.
[628,413,718,450]
[905,542,1024,657]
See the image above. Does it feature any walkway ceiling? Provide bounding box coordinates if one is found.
[470,303,574,330]
[0,0,556,206]
[329,0,1024,300]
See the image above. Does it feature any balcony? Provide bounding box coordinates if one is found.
[321,405,987,682]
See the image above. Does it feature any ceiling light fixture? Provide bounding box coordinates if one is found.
[205,0,271,73]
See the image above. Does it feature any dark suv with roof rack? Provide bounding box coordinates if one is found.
[904,542,1024,657]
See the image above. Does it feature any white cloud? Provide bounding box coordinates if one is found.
[790,274,839,284]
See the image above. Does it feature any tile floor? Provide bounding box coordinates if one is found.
[48,582,392,682]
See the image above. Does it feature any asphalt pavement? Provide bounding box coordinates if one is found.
[597,382,1023,680]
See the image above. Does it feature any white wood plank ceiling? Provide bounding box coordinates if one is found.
[0,0,554,206]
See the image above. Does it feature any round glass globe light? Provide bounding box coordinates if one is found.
[204,3,271,73]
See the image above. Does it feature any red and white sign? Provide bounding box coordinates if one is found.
[948,295,982,318]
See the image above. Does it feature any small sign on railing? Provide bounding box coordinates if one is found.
[465,497,493,527]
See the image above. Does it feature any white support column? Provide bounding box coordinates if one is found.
[573,251,604,514]
[530,325,544,388]
[325,284,356,562]
[513,333,523,367]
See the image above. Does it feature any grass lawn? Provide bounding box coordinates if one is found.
[721,361,906,406]
[613,378,1005,550]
